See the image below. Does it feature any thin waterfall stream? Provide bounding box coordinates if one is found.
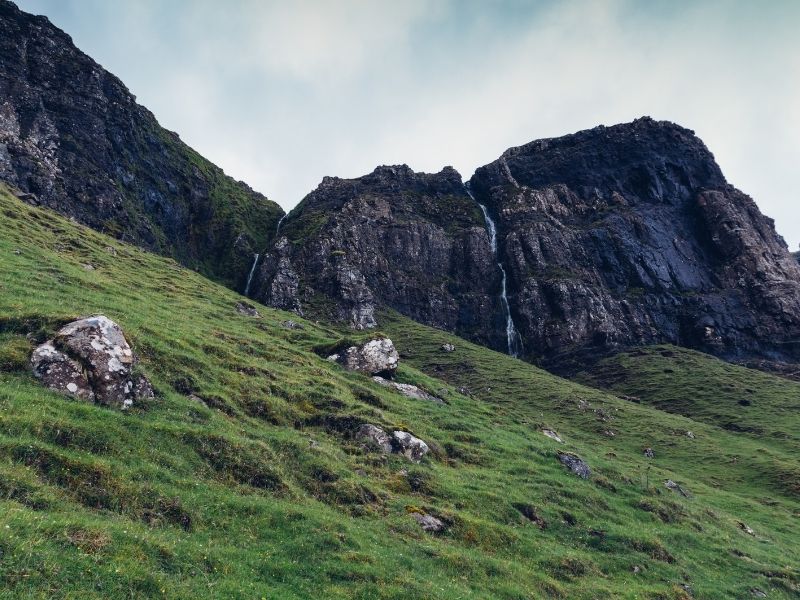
[243,253,260,297]
[468,189,523,357]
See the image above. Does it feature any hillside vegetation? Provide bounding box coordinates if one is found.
[0,184,798,599]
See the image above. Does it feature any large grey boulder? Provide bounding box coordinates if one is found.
[330,338,399,377]
[31,315,152,409]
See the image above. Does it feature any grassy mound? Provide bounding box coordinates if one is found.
[0,184,798,598]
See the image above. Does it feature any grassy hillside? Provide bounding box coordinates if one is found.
[575,346,800,452]
[0,184,798,599]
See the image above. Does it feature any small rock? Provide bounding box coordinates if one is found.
[643,447,655,458]
[685,431,695,439]
[750,588,767,598]
[440,343,455,352]
[13,248,21,255]
[105,246,117,256]
[282,319,302,329]
[664,479,690,497]
[558,452,591,479]
[541,429,563,443]
[189,394,209,408]
[335,338,399,377]
[603,429,616,437]
[355,424,393,454]
[577,399,592,411]
[457,386,471,396]
[632,565,642,574]
[737,521,755,536]
[235,302,261,318]
[411,513,445,533]
[82,263,95,271]
[372,376,444,404]
[392,431,429,463]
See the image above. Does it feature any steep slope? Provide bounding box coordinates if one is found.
[1,184,799,598]
[575,345,800,449]
[0,0,283,288]
[250,165,507,350]
[469,117,800,369]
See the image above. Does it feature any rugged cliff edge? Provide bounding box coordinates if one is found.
[469,117,800,368]
[253,118,800,369]
[0,0,283,287]
[249,165,508,350]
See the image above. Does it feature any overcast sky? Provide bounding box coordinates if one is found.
[18,0,800,249]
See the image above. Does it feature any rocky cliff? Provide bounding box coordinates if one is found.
[0,0,283,287]
[249,165,508,350]
[469,117,800,368]
[253,118,800,369]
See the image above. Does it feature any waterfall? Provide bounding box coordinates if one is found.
[243,253,260,297]
[276,214,287,234]
[470,191,523,357]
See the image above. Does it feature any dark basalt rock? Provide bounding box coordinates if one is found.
[250,165,507,349]
[469,117,800,369]
[0,0,283,287]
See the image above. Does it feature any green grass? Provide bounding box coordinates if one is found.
[0,184,798,598]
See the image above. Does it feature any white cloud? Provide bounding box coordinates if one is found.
[17,0,800,248]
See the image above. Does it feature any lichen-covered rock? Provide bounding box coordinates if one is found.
[30,315,151,409]
[411,513,445,533]
[542,429,563,443]
[441,343,455,353]
[392,431,429,463]
[355,424,392,454]
[558,452,591,479]
[334,338,399,377]
[372,377,443,404]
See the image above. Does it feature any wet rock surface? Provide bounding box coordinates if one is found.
[30,315,151,408]
[0,1,282,286]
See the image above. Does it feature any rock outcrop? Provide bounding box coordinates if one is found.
[251,118,800,370]
[0,0,283,288]
[558,452,591,479]
[30,315,152,408]
[469,118,800,369]
[250,165,506,349]
[329,338,399,377]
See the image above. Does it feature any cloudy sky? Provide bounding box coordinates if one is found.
[18,0,800,249]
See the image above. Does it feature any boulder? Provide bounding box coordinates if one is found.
[558,452,591,479]
[440,343,455,353]
[235,302,261,318]
[332,338,399,377]
[411,513,445,533]
[355,424,392,454]
[664,479,690,497]
[372,377,444,404]
[392,431,429,463]
[643,447,655,458]
[30,315,151,409]
[542,429,563,443]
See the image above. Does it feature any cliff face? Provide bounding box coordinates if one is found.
[250,165,507,350]
[470,117,800,367]
[253,118,800,368]
[0,0,283,287]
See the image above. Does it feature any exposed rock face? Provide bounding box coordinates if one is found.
[0,1,283,287]
[250,165,505,348]
[329,338,399,377]
[30,315,152,408]
[470,117,800,368]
